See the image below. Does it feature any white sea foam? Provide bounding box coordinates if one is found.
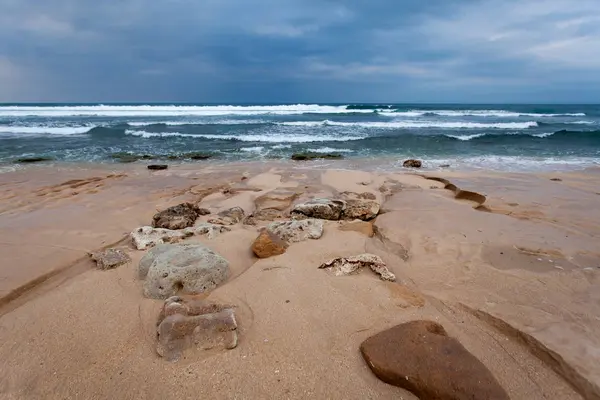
[240,146,265,152]
[386,110,586,117]
[444,133,487,141]
[307,147,354,153]
[127,119,266,126]
[0,104,373,117]
[280,120,538,129]
[532,132,556,138]
[271,144,292,149]
[0,126,91,135]
[124,130,366,143]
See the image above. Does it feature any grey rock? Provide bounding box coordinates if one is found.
[319,253,396,281]
[131,224,230,250]
[208,206,245,225]
[291,198,345,220]
[267,219,324,243]
[89,248,131,270]
[140,244,230,299]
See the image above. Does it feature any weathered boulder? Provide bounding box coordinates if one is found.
[131,224,230,250]
[360,320,510,400]
[252,229,288,258]
[208,206,245,225]
[156,296,238,361]
[291,199,345,220]
[153,202,202,230]
[319,253,396,281]
[403,159,422,168]
[148,164,168,171]
[139,244,229,299]
[267,219,324,243]
[342,199,380,220]
[89,248,131,270]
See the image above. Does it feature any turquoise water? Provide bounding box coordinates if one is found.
[1,103,599,171]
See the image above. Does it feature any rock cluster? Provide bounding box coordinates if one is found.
[319,253,396,281]
[131,224,230,250]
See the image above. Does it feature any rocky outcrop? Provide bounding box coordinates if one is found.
[291,199,345,220]
[267,219,324,243]
[156,296,238,361]
[152,202,203,230]
[208,207,245,225]
[291,152,343,161]
[139,244,229,299]
[403,159,422,168]
[342,199,380,221]
[319,254,396,281]
[131,224,230,250]
[252,229,288,258]
[360,320,509,400]
[89,248,131,270]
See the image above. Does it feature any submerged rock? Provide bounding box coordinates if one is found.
[360,320,509,400]
[89,248,131,270]
[14,156,54,163]
[152,202,203,230]
[252,229,288,258]
[139,243,229,299]
[131,224,230,250]
[156,296,238,361]
[167,152,213,161]
[110,152,156,163]
[291,198,345,220]
[291,152,343,161]
[319,253,396,281]
[267,219,324,243]
[208,207,245,225]
[403,159,422,168]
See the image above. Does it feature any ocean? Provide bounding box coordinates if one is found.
[1,103,599,171]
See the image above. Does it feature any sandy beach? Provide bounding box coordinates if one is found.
[1,160,599,399]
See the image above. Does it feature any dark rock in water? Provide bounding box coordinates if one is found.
[156,296,238,361]
[440,164,451,168]
[110,152,156,163]
[252,229,288,258]
[153,202,202,230]
[148,164,168,170]
[167,152,213,161]
[360,320,509,400]
[14,156,54,163]
[403,159,422,168]
[291,152,343,161]
[89,248,131,270]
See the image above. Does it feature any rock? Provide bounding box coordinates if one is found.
[440,164,451,168]
[360,321,510,400]
[139,243,229,299]
[131,224,230,250]
[110,152,155,163]
[89,248,131,270]
[291,198,345,220]
[14,156,54,163]
[252,229,288,258]
[156,296,238,361]
[291,152,343,161]
[550,178,562,182]
[342,199,380,220]
[357,192,377,200]
[267,219,324,243]
[152,202,202,230]
[208,207,245,225]
[339,220,374,237]
[197,208,211,215]
[319,253,396,281]
[148,164,168,170]
[166,152,212,160]
[403,159,422,168]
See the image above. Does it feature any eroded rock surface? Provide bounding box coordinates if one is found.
[156,296,238,361]
[360,320,509,400]
[131,224,230,250]
[319,253,396,281]
[267,219,324,243]
[139,244,229,299]
[342,199,380,220]
[208,206,245,225]
[89,248,131,270]
[153,202,202,230]
[291,198,345,220]
[252,229,288,258]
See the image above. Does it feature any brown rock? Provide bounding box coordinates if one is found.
[360,320,509,400]
[403,159,422,168]
[148,164,168,170]
[152,202,202,230]
[252,229,288,258]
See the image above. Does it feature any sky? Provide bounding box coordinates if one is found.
[0,0,599,103]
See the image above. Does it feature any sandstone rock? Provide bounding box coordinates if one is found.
[267,219,324,243]
[89,248,131,270]
[319,253,396,281]
[152,202,202,230]
[291,198,345,220]
[342,199,380,220]
[403,159,422,168]
[360,320,509,400]
[339,220,374,237]
[131,224,230,250]
[148,164,168,171]
[139,244,229,299]
[252,229,288,258]
[208,206,245,225]
[156,296,238,361]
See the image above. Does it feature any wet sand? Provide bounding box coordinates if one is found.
[0,161,599,399]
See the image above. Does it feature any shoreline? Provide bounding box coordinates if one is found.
[1,162,599,399]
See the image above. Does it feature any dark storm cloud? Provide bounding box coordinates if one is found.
[0,0,599,102]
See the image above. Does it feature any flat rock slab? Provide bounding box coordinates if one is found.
[153,202,203,230]
[156,296,238,362]
[360,320,510,400]
[267,219,324,243]
[319,253,396,281]
[139,244,230,299]
[131,224,230,250]
[89,248,131,270]
[292,198,345,220]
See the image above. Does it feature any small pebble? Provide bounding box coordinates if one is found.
[554,266,565,270]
